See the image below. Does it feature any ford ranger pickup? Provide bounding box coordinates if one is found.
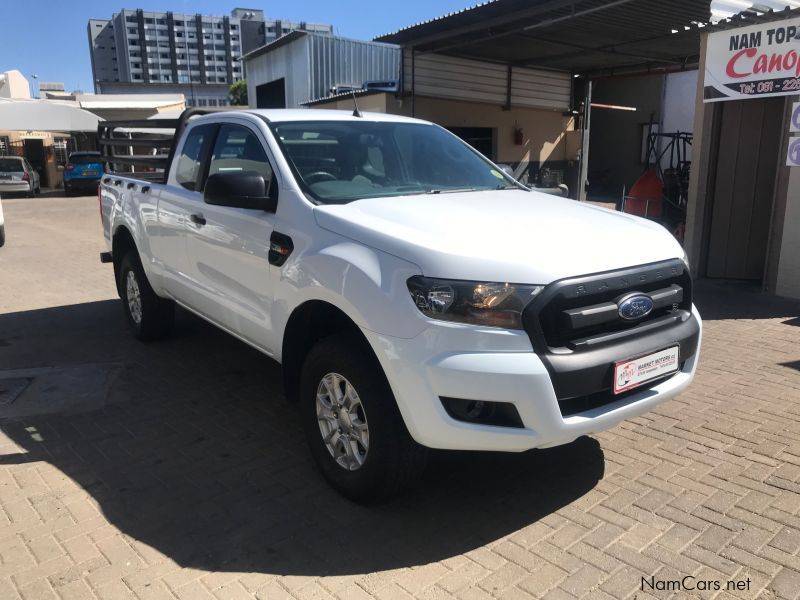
[98,108,701,501]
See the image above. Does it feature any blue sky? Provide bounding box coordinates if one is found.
[0,0,471,93]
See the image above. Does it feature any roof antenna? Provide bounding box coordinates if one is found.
[351,89,362,118]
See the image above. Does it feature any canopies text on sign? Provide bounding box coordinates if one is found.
[704,17,800,102]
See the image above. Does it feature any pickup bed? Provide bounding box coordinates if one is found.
[99,108,701,501]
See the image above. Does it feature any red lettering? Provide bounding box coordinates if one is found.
[754,54,768,74]
[784,50,799,76]
[726,48,757,78]
[769,53,783,72]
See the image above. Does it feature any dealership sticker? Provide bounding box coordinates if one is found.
[614,347,679,394]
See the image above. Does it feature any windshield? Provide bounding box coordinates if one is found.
[269,120,523,204]
[0,158,24,172]
[70,154,101,165]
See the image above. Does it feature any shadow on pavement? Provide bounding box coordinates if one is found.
[0,300,604,576]
[694,279,800,321]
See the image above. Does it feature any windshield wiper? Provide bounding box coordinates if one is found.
[426,187,478,194]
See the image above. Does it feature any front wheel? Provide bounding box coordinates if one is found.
[118,251,174,340]
[0,224,5,247]
[300,331,427,503]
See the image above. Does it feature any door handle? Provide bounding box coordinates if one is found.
[189,213,206,226]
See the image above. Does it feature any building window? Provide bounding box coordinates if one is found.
[157,18,166,25]
[198,99,208,107]
[208,99,218,106]
[144,18,154,24]
[126,15,136,23]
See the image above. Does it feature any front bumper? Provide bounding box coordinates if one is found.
[363,305,702,452]
[0,182,30,193]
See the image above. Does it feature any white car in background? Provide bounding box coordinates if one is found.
[0,156,41,198]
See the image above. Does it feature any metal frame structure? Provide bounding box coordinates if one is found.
[97,108,233,182]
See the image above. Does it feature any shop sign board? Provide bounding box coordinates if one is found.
[704,17,800,102]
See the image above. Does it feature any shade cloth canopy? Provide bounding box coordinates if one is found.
[0,100,101,132]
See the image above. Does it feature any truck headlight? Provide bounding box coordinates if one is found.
[407,276,544,329]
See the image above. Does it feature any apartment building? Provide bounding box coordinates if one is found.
[87,8,333,107]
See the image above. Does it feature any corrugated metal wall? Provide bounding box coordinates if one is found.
[308,36,400,103]
[403,50,571,111]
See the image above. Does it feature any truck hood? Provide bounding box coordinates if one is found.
[313,190,684,283]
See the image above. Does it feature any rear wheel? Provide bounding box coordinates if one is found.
[27,183,35,198]
[118,250,174,340]
[300,331,427,503]
[0,225,5,247]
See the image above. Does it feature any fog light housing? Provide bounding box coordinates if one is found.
[440,397,524,428]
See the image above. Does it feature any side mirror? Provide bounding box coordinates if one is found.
[204,171,277,212]
[496,164,515,179]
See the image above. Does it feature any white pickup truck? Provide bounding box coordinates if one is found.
[99,108,701,501]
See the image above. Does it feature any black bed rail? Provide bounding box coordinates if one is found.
[97,108,243,183]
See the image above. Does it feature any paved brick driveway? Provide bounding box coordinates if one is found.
[1,195,799,600]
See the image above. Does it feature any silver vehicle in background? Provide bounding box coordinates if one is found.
[0,156,41,198]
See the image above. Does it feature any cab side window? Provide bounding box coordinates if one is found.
[175,125,212,191]
[208,125,273,185]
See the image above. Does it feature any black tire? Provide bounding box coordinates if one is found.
[300,331,428,503]
[118,250,174,340]
[27,183,35,198]
[64,184,72,197]
[0,225,5,248]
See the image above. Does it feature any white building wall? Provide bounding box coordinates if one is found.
[0,70,31,99]
[246,36,311,108]
[660,70,698,167]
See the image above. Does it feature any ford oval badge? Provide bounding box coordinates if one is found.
[617,294,654,321]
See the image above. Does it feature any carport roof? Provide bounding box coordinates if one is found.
[375,0,796,75]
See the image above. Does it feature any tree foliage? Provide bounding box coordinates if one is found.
[229,80,248,106]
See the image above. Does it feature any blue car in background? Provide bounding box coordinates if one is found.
[63,151,104,196]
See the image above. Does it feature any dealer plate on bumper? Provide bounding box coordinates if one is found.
[614,346,679,394]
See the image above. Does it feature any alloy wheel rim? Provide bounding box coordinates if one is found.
[315,372,369,471]
[126,270,143,324]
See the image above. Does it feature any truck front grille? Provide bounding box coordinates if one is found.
[524,259,691,354]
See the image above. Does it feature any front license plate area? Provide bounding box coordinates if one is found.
[614,346,679,394]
